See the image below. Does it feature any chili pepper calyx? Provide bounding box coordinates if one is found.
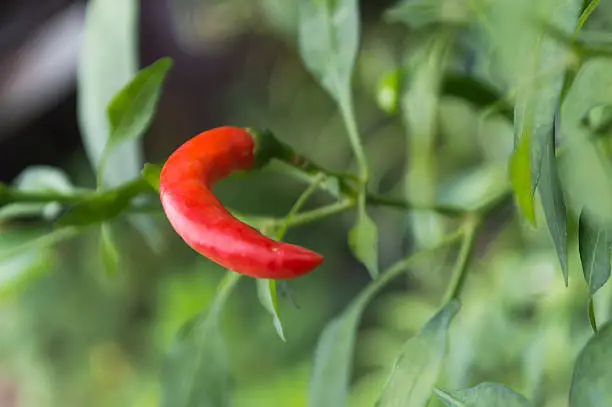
[245,128,293,169]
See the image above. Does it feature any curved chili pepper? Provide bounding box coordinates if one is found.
[159,126,324,279]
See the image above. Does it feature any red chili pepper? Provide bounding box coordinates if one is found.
[159,126,324,279]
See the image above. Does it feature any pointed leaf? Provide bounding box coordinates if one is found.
[374,300,461,407]
[78,0,140,187]
[298,0,359,104]
[160,313,234,407]
[98,58,172,185]
[106,57,173,146]
[539,116,568,283]
[579,210,611,296]
[309,243,453,407]
[348,208,379,279]
[309,308,361,407]
[435,382,533,407]
[256,279,286,342]
[160,273,239,407]
[569,321,612,406]
[483,0,581,222]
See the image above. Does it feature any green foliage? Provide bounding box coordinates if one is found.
[579,210,611,296]
[4,0,612,406]
[78,0,140,187]
[99,58,173,186]
[298,0,359,105]
[348,208,379,279]
[374,300,460,407]
[435,382,533,407]
[570,322,612,406]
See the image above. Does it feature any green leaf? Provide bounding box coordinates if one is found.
[374,300,461,407]
[348,208,379,279]
[560,61,612,224]
[142,163,163,192]
[385,0,472,29]
[539,118,568,283]
[579,210,611,296]
[100,223,120,276]
[256,279,286,342]
[14,166,73,193]
[106,57,173,146]
[298,0,359,104]
[308,243,452,407]
[483,0,581,222]
[435,382,533,407]
[57,179,149,226]
[160,272,239,407]
[309,308,361,407]
[99,57,172,186]
[78,0,140,187]
[509,132,536,226]
[569,321,612,406]
[57,193,131,227]
[160,313,234,407]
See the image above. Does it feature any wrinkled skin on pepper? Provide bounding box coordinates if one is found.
[159,126,324,279]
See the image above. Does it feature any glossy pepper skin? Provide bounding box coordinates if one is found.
[159,126,324,279]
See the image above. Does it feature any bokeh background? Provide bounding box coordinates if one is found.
[1,1,612,407]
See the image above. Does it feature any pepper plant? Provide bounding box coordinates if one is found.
[1,0,612,406]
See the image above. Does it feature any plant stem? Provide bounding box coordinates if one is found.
[356,227,466,305]
[339,98,369,182]
[588,297,598,333]
[276,174,328,239]
[443,215,481,303]
[272,200,355,229]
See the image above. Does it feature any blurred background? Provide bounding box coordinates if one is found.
[1,1,612,406]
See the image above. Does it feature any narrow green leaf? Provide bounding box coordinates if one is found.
[256,279,286,342]
[142,163,163,193]
[106,57,173,146]
[483,0,581,222]
[384,0,472,29]
[309,236,461,407]
[100,223,120,276]
[57,179,149,226]
[309,308,361,407]
[99,58,172,186]
[298,0,359,104]
[78,0,140,187]
[374,300,461,407]
[569,321,612,406]
[160,313,234,407]
[435,382,533,407]
[348,208,379,279]
[57,193,131,227]
[510,133,537,226]
[579,210,611,296]
[539,118,568,283]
